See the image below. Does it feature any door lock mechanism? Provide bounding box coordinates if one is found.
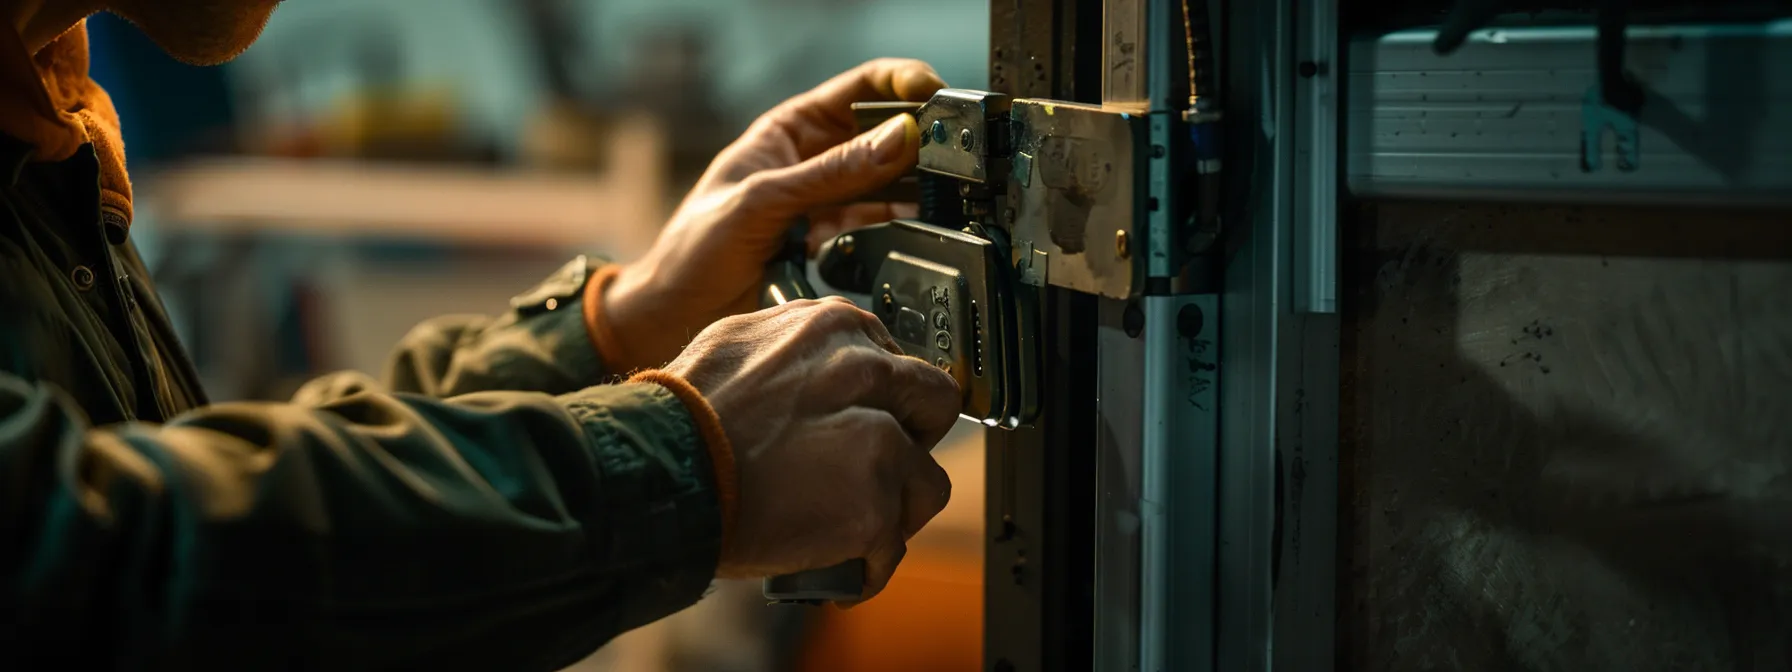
[756,86,1172,604]
[814,219,1038,428]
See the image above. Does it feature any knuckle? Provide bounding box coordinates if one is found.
[922,357,960,390]
[928,462,953,507]
[925,455,952,490]
[840,510,880,547]
[812,298,868,328]
[896,354,947,389]
[851,495,896,534]
[858,57,896,73]
[707,313,751,336]
[734,172,773,203]
[775,298,829,324]
[745,112,793,141]
[792,307,841,341]
[846,406,900,446]
[864,57,914,74]
[746,114,778,136]
[867,415,910,469]
[845,349,899,391]
[815,146,856,180]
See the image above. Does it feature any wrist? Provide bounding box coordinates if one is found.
[582,262,650,373]
[627,369,739,566]
[599,261,674,371]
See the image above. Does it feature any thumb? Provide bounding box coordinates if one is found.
[745,114,920,220]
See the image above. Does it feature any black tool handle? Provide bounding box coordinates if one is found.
[761,219,818,306]
[763,558,868,605]
[759,218,866,604]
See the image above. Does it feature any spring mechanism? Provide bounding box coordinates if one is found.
[918,172,964,229]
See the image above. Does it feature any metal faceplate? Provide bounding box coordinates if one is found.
[814,219,1031,427]
[872,252,997,418]
[1007,99,1147,300]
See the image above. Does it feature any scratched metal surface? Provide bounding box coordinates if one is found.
[1339,201,1792,671]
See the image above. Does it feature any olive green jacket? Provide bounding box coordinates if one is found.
[0,137,724,671]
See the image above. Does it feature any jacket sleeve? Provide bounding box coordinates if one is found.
[0,254,730,671]
[0,374,723,671]
[292,255,623,404]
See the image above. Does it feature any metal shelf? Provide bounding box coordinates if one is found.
[1346,20,1792,207]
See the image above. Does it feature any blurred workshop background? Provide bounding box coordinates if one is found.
[88,1,986,670]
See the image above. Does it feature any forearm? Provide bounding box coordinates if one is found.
[1,375,722,671]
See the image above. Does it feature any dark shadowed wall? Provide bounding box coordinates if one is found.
[1340,201,1792,671]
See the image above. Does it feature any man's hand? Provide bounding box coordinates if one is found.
[602,59,946,372]
[663,297,959,600]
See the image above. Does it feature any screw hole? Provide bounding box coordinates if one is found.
[1178,304,1205,338]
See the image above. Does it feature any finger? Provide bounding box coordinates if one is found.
[743,114,921,222]
[879,354,961,447]
[776,59,946,157]
[821,346,960,447]
[828,405,911,606]
[842,302,904,356]
[765,298,901,362]
[899,454,952,540]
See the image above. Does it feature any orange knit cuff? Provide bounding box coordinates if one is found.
[628,370,738,554]
[581,265,632,374]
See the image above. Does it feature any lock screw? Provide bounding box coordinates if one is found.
[960,128,974,151]
[1115,230,1131,259]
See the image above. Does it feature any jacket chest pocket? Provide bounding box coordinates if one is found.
[5,263,144,426]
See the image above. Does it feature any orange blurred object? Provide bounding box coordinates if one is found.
[794,430,985,672]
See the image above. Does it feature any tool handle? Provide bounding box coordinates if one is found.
[762,216,817,306]
[764,558,867,604]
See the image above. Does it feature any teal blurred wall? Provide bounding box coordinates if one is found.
[228,0,988,160]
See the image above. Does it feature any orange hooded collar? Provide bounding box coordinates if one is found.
[0,19,133,228]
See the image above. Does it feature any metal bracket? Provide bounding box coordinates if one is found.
[1292,0,1339,314]
[917,89,1012,185]
[1581,84,1643,173]
[909,87,1158,300]
[1348,21,1792,207]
